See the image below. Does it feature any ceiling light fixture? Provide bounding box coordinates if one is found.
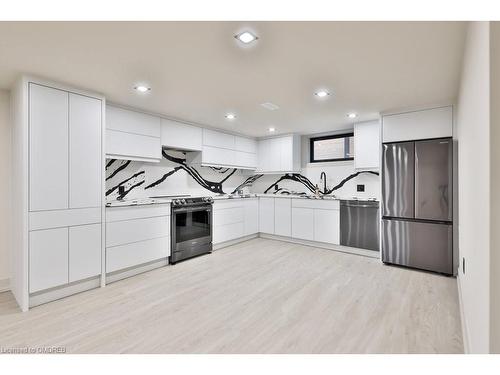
[235,31,258,44]
[268,127,276,132]
[225,113,236,120]
[314,90,330,98]
[347,113,358,119]
[134,85,151,93]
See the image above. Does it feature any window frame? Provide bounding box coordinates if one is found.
[309,132,355,163]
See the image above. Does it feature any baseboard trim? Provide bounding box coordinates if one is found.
[29,277,100,308]
[0,278,9,293]
[106,258,168,284]
[457,272,470,353]
[213,234,259,250]
[258,233,380,259]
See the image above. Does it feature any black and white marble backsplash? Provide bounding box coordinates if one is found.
[105,150,380,201]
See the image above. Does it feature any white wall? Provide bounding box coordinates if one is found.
[456,21,490,353]
[0,90,10,290]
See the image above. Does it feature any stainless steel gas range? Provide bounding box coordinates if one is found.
[170,196,213,264]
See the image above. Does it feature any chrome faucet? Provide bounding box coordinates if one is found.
[320,172,327,194]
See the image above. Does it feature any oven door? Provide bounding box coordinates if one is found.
[171,204,212,263]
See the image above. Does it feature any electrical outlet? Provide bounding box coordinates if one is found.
[357,184,365,192]
[462,257,466,274]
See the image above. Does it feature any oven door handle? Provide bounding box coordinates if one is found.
[172,206,212,214]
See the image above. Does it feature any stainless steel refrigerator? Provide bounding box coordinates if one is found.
[381,138,453,275]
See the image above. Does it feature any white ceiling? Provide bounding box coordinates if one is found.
[0,21,466,137]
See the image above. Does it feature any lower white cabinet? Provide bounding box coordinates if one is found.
[313,209,340,244]
[105,204,171,273]
[29,228,69,293]
[259,197,275,234]
[29,223,102,293]
[243,199,259,236]
[274,198,291,237]
[291,199,340,244]
[69,224,102,283]
[291,207,314,241]
[213,200,245,244]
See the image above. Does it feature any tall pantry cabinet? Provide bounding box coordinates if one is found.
[11,77,105,311]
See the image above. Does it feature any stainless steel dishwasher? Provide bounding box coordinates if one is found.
[340,200,380,251]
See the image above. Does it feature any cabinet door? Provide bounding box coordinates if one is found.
[106,105,160,137]
[292,207,314,240]
[274,198,291,237]
[161,118,202,151]
[259,197,275,234]
[280,136,294,172]
[257,139,271,172]
[69,224,102,282]
[234,151,257,169]
[106,129,162,161]
[354,121,380,170]
[29,83,69,211]
[269,138,282,172]
[243,199,259,235]
[69,93,102,209]
[29,228,68,293]
[235,136,257,153]
[201,146,234,167]
[314,209,340,244]
[203,129,235,149]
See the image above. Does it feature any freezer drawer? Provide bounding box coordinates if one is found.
[382,142,415,218]
[382,219,453,274]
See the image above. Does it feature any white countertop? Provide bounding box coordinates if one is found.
[106,193,378,207]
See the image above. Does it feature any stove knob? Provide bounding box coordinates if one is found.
[174,199,180,205]
[181,199,187,205]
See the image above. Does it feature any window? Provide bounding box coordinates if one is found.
[309,133,354,163]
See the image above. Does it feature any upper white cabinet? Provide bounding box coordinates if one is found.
[29,84,69,211]
[106,105,161,162]
[382,106,453,143]
[187,129,257,170]
[354,120,380,170]
[161,118,202,151]
[257,135,301,174]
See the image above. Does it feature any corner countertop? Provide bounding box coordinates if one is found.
[106,193,379,207]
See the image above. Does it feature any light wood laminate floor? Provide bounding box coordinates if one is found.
[0,238,463,353]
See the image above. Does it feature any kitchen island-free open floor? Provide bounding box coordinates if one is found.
[0,238,463,353]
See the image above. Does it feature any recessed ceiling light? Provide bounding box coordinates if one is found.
[134,85,151,93]
[235,31,258,44]
[268,127,276,132]
[225,113,236,120]
[347,113,358,119]
[314,90,330,98]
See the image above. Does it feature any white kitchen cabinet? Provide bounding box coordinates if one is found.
[69,224,102,282]
[161,118,202,151]
[29,228,69,293]
[203,129,235,149]
[257,135,301,173]
[106,129,161,162]
[105,205,171,273]
[291,207,314,241]
[259,197,275,234]
[274,198,291,237]
[235,136,257,153]
[382,106,452,143]
[106,105,161,162]
[243,199,259,235]
[313,209,340,244]
[106,237,170,274]
[234,151,257,169]
[354,120,380,170]
[69,93,102,208]
[107,105,160,137]
[29,83,69,211]
[213,200,245,244]
[12,77,105,310]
